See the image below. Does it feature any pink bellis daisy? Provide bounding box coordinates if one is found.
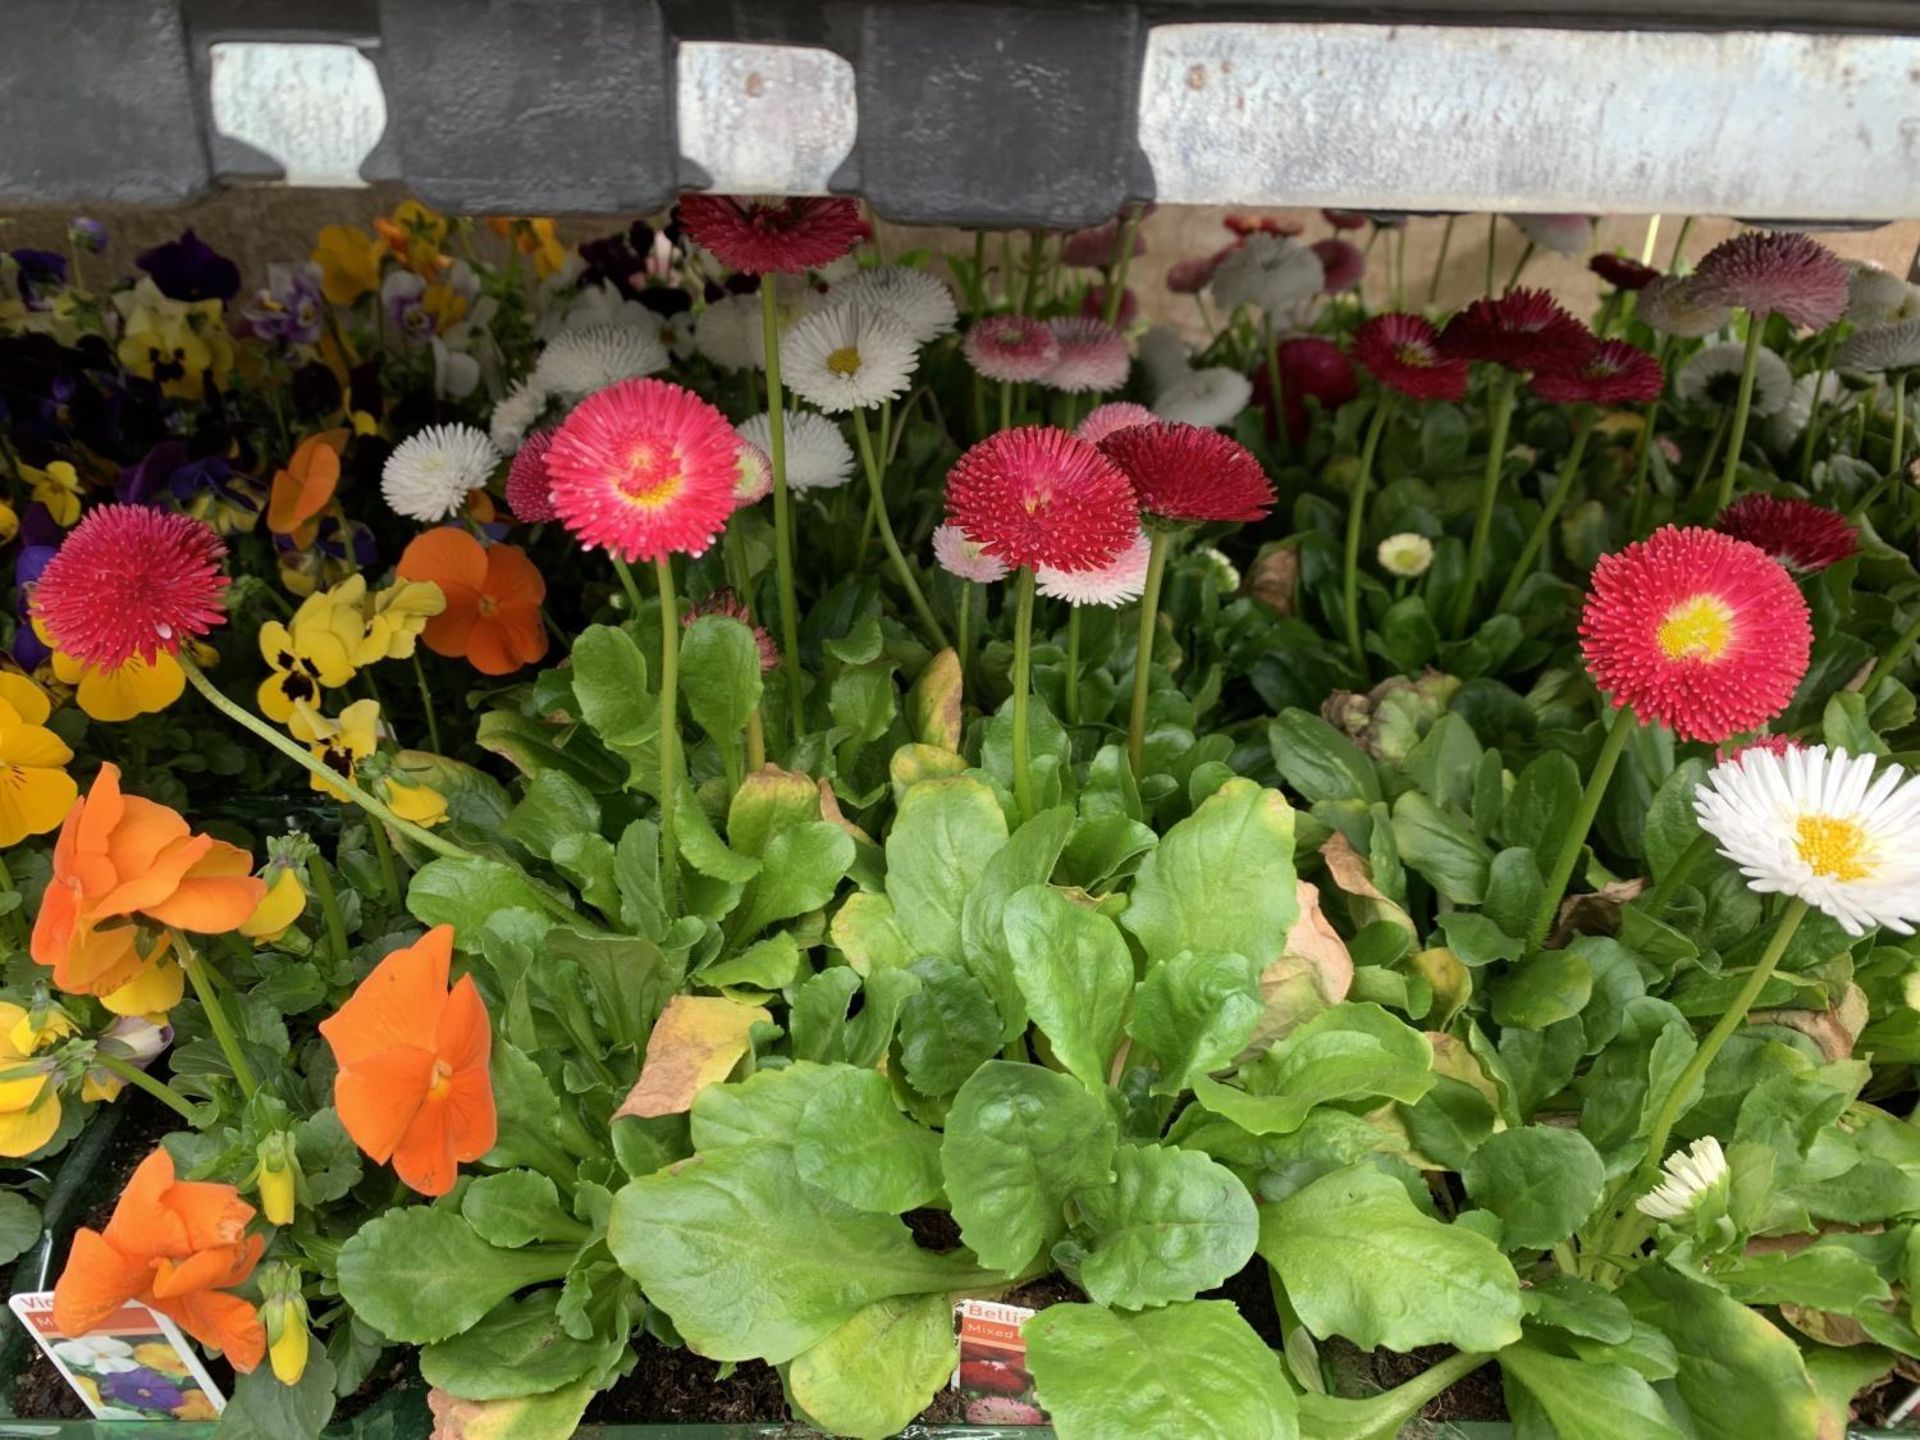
[1579,526,1812,743]
[1077,402,1156,445]
[544,378,742,562]
[1099,421,1275,525]
[1722,733,1803,763]
[931,523,1011,584]
[505,428,559,524]
[1716,493,1858,574]
[1045,317,1130,394]
[1311,239,1366,294]
[1167,248,1231,296]
[732,441,773,507]
[34,505,228,668]
[1352,313,1469,403]
[676,195,865,275]
[1439,288,1592,372]
[1528,338,1664,406]
[1037,530,1153,607]
[944,426,1139,572]
[1690,230,1850,331]
[962,317,1061,384]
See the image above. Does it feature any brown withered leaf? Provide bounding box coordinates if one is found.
[907,647,964,751]
[1244,880,1354,1053]
[1753,982,1870,1063]
[428,1379,595,1440]
[615,994,770,1119]
[1548,877,1649,948]
[1319,832,1417,934]
[1246,543,1300,618]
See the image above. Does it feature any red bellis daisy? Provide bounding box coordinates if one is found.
[505,428,559,524]
[944,426,1139,572]
[1353,313,1469,403]
[1716,493,1858,574]
[33,504,228,669]
[1579,526,1811,744]
[1439,288,1592,372]
[676,194,865,275]
[1589,253,1661,292]
[1253,337,1359,445]
[1312,238,1366,294]
[544,378,742,563]
[1529,338,1664,406]
[1690,230,1850,331]
[1099,421,1275,525]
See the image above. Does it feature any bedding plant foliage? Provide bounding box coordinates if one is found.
[0,201,1919,1437]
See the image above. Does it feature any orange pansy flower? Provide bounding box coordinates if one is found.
[54,1147,266,1371]
[267,431,347,542]
[395,529,548,677]
[319,925,496,1196]
[32,764,264,1000]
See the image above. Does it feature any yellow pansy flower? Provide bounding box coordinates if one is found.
[0,502,18,546]
[287,577,371,687]
[0,672,77,846]
[112,281,232,401]
[357,580,446,663]
[22,462,83,527]
[375,200,451,275]
[51,649,185,722]
[255,622,325,725]
[0,1000,62,1156]
[292,698,381,800]
[383,775,448,827]
[98,938,185,1017]
[312,225,384,305]
[239,868,306,942]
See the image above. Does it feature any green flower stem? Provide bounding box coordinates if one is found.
[180,655,465,865]
[1639,214,1662,265]
[1264,318,1289,459]
[1341,396,1397,675]
[1127,530,1174,777]
[1449,370,1520,637]
[1711,318,1765,515]
[1667,216,1694,271]
[1020,232,1046,314]
[1646,829,1717,914]
[999,380,1014,432]
[1506,240,1535,292]
[1010,566,1038,819]
[613,556,647,618]
[411,653,442,754]
[1392,225,1408,310]
[653,556,682,917]
[1530,702,1635,948]
[1101,205,1143,326]
[1483,214,1498,297]
[760,279,807,739]
[1065,605,1082,726]
[1495,407,1597,613]
[1797,329,1840,485]
[1428,215,1455,307]
[746,709,767,772]
[1625,339,1672,536]
[1890,370,1909,491]
[969,231,988,315]
[306,856,351,965]
[92,1051,196,1121]
[1865,607,1920,695]
[366,816,401,910]
[173,928,256,1099]
[957,583,974,694]
[852,409,948,649]
[1376,1350,1493,1418]
[1608,896,1811,1263]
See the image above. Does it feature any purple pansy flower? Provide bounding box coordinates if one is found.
[135,229,240,303]
[242,263,325,347]
[9,249,67,309]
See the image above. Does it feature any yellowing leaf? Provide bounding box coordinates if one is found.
[617,996,770,1119]
[426,1380,594,1440]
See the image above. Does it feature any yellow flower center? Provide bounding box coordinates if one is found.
[618,441,684,509]
[1794,813,1873,882]
[428,1058,454,1101]
[1656,595,1733,661]
[826,345,863,377]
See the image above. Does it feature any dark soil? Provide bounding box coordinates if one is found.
[1325,1336,1511,1424]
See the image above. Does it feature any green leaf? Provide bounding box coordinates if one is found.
[0,1191,42,1266]
[1622,1264,1820,1440]
[1505,751,1582,854]
[1025,1301,1298,1440]
[681,614,764,746]
[502,771,602,861]
[548,928,681,1052]
[699,931,804,992]
[607,1141,987,1363]
[1497,1338,1686,1440]
[571,623,656,775]
[959,805,1075,1036]
[462,1170,593,1248]
[1003,884,1132,1093]
[1460,1125,1606,1249]
[1644,758,1710,879]
[419,1289,623,1400]
[1123,778,1298,967]
[942,1061,1116,1274]
[1436,912,1525,968]
[733,821,854,939]
[1128,950,1262,1096]
[1524,1272,1634,1342]
[1719,1244,1893,1312]
[1490,949,1594,1029]
[1390,792,1491,904]
[336,1206,577,1344]
[1075,1145,1258,1309]
[1403,713,1482,813]
[476,709,626,794]
[1400,1076,1496,1170]
[1268,710,1381,805]
[1191,1002,1433,1135]
[217,1354,337,1440]
[887,777,1008,962]
[690,1062,839,1150]
[408,857,558,944]
[787,1294,958,1440]
[1260,1164,1523,1351]
[830,891,912,974]
[793,1066,943,1214]
[897,956,1004,1097]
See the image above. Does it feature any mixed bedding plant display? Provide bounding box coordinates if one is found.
[0,197,1917,1437]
